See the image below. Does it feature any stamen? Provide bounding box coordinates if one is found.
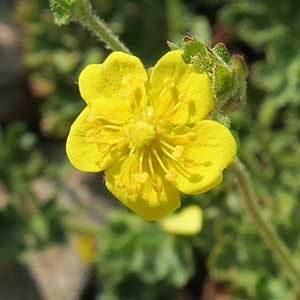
[139,151,144,172]
[160,139,176,151]
[152,149,169,174]
[173,145,184,158]
[147,154,163,195]
[165,171,177,182]
[103,124,122,131]
[126,185,138,196]
[161,141,197,172]
[134,172,149,183]
[172,132,197,143]
[148,154,155,177]
[160,143,184,161]
[121,75,146,113]
[161,145,178,162]
[159,141,192,178]
[160,144,192,178]
[158,78,176,98]
[97,137,125,153]
[125,97,135,112]
[164,101,181,118]
[153,182,162,194]
[95,116,121,125]
[168,159,192,178]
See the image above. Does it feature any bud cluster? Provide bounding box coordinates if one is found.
[168,36,248,115]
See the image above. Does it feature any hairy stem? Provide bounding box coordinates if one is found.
[166,0,182,41]
[73,0,131,54]
[231,158,300,293]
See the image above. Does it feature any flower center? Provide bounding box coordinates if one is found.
[124,119,156,148]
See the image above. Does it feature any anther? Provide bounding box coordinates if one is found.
[153,182,162,194]
[134,172,149,183]
[126,185,138,196]
[165,171,177,182]
[103,125,121,131]
[172,145,184,158]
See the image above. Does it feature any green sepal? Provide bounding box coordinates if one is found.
[222,55,248,111]
[181,36,207,64]
[213,42,231,65]
[213,64,234,101]
[170,35,248,115]
[167,41,180,50]
[231,55,248,79]
[50,0,75,25]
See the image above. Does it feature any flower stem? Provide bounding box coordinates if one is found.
[231,158,300,293]
[73,0,131,54]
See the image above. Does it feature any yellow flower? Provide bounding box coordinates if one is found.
[160,205,203,235]
[66,50,237,221]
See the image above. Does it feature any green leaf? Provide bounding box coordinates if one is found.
[0,205,27,268]
[95,210,195,300]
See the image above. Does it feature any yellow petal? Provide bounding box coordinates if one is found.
[66,107,116,172]
[150,50,214,125]
[78,52,148,123]
[160,205,203,235]
[168,120,237,194]
[105,153,180,221]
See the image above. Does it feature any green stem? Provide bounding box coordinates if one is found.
[166,0,182,41]
[231,158,300,293]
[73,0,131,54]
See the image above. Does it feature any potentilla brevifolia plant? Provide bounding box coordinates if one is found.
[50,0,300,296]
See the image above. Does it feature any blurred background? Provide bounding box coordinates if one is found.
[1,0,300,299]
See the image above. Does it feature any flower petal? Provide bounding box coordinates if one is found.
[66,107,118,172]
[150,50,214,124]
[105,153,180,221]
[160,205,203,235]
[78,52,148,123]
[168,120,237,194]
